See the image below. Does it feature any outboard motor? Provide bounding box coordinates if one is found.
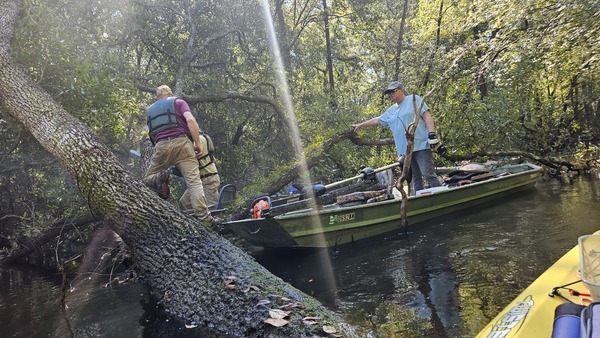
[251,195,271,219]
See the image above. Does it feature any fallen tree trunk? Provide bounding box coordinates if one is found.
[250,128,580,202]
[347,134,588,172]
[0,1,356,336]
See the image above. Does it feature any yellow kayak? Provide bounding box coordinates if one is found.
[476,245,591,337]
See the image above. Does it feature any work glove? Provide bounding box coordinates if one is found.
[428,132,448,155]
[428,132,440,148]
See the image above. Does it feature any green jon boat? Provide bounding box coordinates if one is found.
[223,162,542,248]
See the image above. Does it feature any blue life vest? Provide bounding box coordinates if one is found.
[147,97,184,139]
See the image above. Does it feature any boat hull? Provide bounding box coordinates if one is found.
[225,163,542,248]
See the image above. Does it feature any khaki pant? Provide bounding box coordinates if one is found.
[145,136,209,219]
[180,174,220,210]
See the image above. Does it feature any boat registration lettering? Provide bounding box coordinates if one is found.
[486,296,534,338]
[329,213,355,225]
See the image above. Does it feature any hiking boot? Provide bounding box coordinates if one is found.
[210,216,223,226]
[157,170,170,200]
[198,214,222,226]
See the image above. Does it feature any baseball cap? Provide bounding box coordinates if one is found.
[383,81,405,94]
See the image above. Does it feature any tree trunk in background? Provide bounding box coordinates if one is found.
[422,0,444,88]
[274,0,292,72]
[394,0,410,80]
[0,1,356,336]
[322,0,336,103]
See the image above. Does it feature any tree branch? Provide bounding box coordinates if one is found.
[0,214,99,265]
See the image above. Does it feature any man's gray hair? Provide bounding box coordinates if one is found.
[156,85,173,97]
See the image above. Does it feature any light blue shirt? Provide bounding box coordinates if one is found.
[378,94,429,156]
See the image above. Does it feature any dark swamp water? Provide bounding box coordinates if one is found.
[1,176,600,337]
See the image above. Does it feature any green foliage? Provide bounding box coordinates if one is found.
[0,111,86,247]
[572,143,600,169]
[15,0,143,151]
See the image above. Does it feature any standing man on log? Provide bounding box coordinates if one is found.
[145,85,216,224]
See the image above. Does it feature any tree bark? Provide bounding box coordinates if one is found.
[422,0,444,88]
[322,0,335,96]
[394,0,410,80]
[0,1,356,336]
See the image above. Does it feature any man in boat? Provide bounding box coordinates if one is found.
[144,85,216,224]
[351,81,443,193]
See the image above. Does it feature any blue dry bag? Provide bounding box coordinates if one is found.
[551,302,584,338]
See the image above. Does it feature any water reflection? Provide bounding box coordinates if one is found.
[0,266,63,337]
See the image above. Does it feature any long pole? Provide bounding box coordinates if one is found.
[324,162,400,190]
